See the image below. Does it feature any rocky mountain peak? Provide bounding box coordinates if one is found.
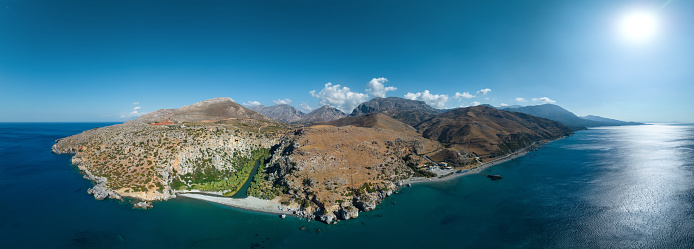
[247,104,305,123]
[296,105,346,124]
[350,97,438,116]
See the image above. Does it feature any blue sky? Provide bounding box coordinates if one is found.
[1,0,692,122]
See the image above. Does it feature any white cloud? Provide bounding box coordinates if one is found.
[477,88,492,95]
[403,90,449,109]
[272,99,293,105]
[243,101,262,107]
[310,83,369,112]
[121,102,143,118]
[500,103,509,107]
[459,101,482,108]
[532,97,557,104]
[514,97,527,102]
[454,92,475,100]
[365,77,397,98]
[298,102,314,113]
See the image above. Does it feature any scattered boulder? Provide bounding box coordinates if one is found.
[319,212,336,224]
[337,206,359,220]
[354,196,377,212]
[133,201,152,209]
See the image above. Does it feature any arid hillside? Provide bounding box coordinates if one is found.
[416,105,571,159]
[128,97,272,124]
[262,125,439,222]
[325,113,419,136]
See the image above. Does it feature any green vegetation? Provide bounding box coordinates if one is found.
[177,148,271,195]
[247,152,282,199]
[406,163,437,178]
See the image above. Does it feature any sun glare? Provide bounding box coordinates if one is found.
[617,8,659,44]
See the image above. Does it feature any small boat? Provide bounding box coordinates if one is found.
[487,175,503,180]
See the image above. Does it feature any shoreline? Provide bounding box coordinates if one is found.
[178,193,294,216]
[403,137,564,185]
[178,137,565,218]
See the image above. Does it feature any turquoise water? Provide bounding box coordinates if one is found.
[1,123,693,248]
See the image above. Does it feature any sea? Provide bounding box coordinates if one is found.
[1,123,693,248]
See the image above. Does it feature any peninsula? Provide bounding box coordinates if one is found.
[53,97,572,223]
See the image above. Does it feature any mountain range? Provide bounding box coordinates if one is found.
[498,104,644,130]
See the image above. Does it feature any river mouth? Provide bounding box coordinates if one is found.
[231,159,260,198]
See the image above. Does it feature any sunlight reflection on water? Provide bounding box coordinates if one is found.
[580,124,694,247]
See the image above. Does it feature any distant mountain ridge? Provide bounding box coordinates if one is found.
[499,104,643,130]
[296,105,346,124]
[127,97,272,124]
[350,97,443,126]
[499,104,593,130]
[247,104,305,124]
[350,97,440,116]
[580,115,644,126]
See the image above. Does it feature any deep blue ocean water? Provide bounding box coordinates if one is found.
[1,123,693,248]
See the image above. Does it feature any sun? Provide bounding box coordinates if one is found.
[617,8,660,44]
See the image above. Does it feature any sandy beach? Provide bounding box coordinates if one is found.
[178,194,292,216]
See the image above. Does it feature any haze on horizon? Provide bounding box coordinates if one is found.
[1,0,692,123]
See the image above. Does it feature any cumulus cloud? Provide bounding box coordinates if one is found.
[121,102,143,118]
[454,92,475,100]
[365,77,397,98]
[500,103,509,107]
[514,97,527,102]
[310,83,369,112]
[243,101,262,107]
[298,102,314,113]
[477,88,492,95]
[459,101,482,108]
[272,99,293,105]
[532,97,556,104]
[403,90,449,109]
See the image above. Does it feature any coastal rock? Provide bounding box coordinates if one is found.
[84,172,122,200]
[319,212,336,224]
[133,201,153,209]
[354,196,377,212]
[379,189,393,198]
[337,206,359,220]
